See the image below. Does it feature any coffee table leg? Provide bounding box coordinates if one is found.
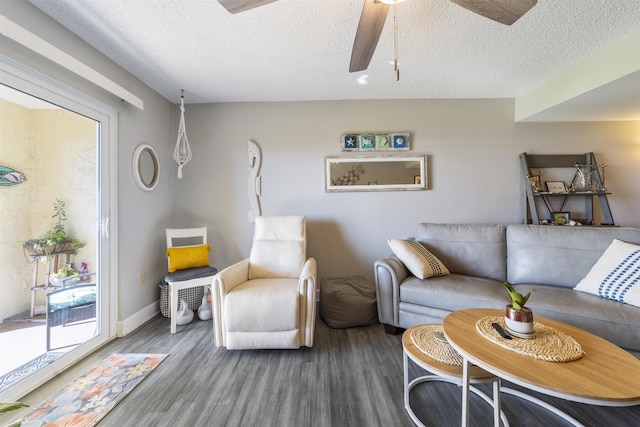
[493,379,501,427]
[404,349,410,409]
[462,358,470,427]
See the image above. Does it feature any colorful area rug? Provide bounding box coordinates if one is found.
[0,352,64,393]
[17,353,167,427]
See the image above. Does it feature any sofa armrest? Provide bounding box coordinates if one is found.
[374,255,408,327]
[211,258,250,346]
[298,257,317,347]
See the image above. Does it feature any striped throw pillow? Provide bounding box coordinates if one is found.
[574,239,640,308]
[387,239,449,279]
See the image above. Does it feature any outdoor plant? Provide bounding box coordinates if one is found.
[0,401,28,427]
[504,281,533,310]
[24,198,85,261]
[51,263,79,279]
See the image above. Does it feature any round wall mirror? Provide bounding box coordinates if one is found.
[132,144,159,191]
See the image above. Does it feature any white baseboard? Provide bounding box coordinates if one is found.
[116,300,159,337]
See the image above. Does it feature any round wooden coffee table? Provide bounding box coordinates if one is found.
[402,324,508,427]
[443,308,640,427]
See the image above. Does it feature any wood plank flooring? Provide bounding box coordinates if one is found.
[3,314,639,426]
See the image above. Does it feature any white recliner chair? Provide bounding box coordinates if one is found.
[211,215,317,349]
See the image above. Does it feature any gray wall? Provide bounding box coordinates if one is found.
[1,0,175,324]
[175,101,640,284]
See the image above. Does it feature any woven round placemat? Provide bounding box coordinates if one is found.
[410,324,463,366]
[476,316,585,362]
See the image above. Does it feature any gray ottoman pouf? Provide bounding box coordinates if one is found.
[320,276,379,328]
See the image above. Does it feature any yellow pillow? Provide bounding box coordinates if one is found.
[166,244,210,272]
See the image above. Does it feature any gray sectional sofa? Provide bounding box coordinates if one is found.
[374,223,640,354]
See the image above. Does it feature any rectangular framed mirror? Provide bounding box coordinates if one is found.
[324,155,426,192]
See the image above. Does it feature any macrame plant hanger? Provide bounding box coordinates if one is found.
[173,90,192,178]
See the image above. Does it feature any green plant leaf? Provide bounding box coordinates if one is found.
[0,401,28,413]
[503,281,533,310]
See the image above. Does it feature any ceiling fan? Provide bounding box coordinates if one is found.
[218,0,537,72]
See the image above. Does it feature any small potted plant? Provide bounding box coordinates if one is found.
[503,282,535,336]
[49,263,81,287]
[24,198,85,262]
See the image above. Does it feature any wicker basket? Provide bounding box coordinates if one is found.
[158,281,204,318]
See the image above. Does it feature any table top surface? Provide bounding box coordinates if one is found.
[402,325,496,382]
[443,308,640,406]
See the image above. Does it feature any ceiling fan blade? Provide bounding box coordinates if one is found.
[218,0,278,14]
[349,0,390,73]
[449,0,537,25]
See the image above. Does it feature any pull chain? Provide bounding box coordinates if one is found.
[393,0,399,81]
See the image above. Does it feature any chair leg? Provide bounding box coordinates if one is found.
[170,283,177,334]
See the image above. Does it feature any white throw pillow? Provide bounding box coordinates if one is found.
[574,239,640,308]
[387,239,449,279]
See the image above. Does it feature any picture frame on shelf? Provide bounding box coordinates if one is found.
[552,212,571,225]
[546,181,567,193]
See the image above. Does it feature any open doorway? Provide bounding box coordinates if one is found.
[0,58,116,401]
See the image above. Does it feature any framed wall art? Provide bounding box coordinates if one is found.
[341,134,359,151]
[340,132,410,151]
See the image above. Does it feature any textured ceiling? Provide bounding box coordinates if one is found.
[27,0,640,119]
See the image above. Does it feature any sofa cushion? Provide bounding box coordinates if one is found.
[513,284,640,351]
[507,225,640,288]
[400,274,507,312]
[225,278,299,331]
[249,216,306,279]
[574,239,640,308]
[415,223,507,282]
[387,239,449,279]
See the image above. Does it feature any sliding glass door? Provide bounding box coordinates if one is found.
[0,56,117,401]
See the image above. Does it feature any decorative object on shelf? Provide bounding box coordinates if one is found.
[527,174,542,192]
[24,198,85,261]
[173,90,192,178]
[197,293,212,320]
[132,144,159,191]
[0,165,27,187]
[340,132,410,151]
[175,299,194,325]
[247,139,262,223]
[503,282,534,338]
[545,181,567,193]
[596,163,607,192]
[551,211,570,226]
[571,163,592,192]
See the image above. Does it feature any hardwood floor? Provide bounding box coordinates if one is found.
[3,314,639,426]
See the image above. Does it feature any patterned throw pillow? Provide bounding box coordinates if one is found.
[574,239,640,308]
[387,239,450,279]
